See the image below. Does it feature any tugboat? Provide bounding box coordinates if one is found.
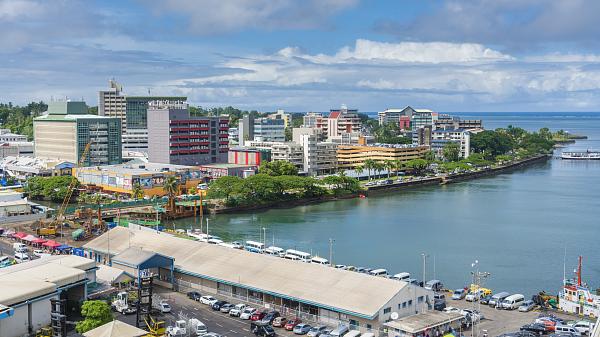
[558,256,600,317]
[561,150,600,160]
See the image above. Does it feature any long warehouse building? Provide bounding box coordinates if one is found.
[84,227,433,334]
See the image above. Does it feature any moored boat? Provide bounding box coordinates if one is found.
[561,150,600,160]
[558,256,600,317]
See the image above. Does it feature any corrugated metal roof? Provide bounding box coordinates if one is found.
[84,227,407,319]
[384,311,463,333]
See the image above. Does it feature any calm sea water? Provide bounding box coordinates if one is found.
[169,112,600,296]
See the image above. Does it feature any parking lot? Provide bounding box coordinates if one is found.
[115,288,301,337]
[447,296,577,337]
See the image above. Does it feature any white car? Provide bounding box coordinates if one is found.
[200,295,218,305]
[33,249,51,258]
[443,307,460,314]
[229,303,246,317]
[14,253,30,263]
[239,307,256,320]
[571,321,594,335]
[460,309,483,322]
[158,302,171,313]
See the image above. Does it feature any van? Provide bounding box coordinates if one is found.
[391,272,411,281]
[488,292,510,307]
[345,331,361,337]
[501,294,525,310]
[425,280,444,292]
[555,325,582,337]
[361,333,375,337]
[330,325,350,337]
[369,269,388,277]
[14,253,30,263]
[310,256,329,265]
[13,243,27,253]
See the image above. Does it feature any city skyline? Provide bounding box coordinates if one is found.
[2,0,600,112]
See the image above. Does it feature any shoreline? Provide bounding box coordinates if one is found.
[213,154,551,214]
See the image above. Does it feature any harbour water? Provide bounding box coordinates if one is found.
[169,112,600,296]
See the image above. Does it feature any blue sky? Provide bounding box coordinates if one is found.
[2,0,600,112]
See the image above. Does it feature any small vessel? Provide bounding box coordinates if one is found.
[560,150,600,160]
[558,256,600,317]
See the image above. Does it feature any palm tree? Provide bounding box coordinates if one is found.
[163,175,180,211]
[394,160,404,178]
[354,165,364,181]
[132,183,144,200]
[363,159,376,180]
[384,160,395,179]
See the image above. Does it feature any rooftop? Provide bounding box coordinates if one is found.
[84,227,408,319]
[384,311,464,334]
[0,156,74,172]
[198,163,258,169]
[75,162,199,176]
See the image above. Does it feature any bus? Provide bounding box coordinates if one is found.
[284,249,311,262]
[245,241,265,253]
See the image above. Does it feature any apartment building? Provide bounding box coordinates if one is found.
[337,144,430,169]
[247,141,304,171]
[431,128,471,158]
[147,101,229,165]
[267,109,292,128]
[298,135,337,175]
[33,101,122,166]
[98,80,186,152]
[0,129,33,157]
[238,115,285,145]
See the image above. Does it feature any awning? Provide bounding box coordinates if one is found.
[56,245,71,251]
[22,234,37,242]
[13,232,26,239]
[32,238,47,244]
[43,240,61,248]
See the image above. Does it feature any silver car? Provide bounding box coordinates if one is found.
[518,300,535,312]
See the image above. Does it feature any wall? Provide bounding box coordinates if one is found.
[0,295,59,337]
[34,121,77,162]
[147,109,171,164]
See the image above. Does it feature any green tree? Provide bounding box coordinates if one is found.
[471,130,513,159]
[442,142,461,162]
[259,160,298,176]
[75,300,113,333]
[405,159,428,175]
[208,176,242,203]
[162,175,179,211]
[363,159,376,180]
[131,183,144,200]
[393,160,404,178]
[383,160,395,179]
[354,165,364,180]
[24,176,79,202]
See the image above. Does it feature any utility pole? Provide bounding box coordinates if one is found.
[471,260,490,337]
[329,238,335,266]
[262,227,266,248]
[206,218,209,238]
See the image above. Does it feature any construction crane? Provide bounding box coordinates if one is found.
[37,142,92,236]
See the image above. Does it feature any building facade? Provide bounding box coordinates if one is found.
[228,147,271,166]
[247,141,305,171]
[337,144,430,169]
[254,118,285,142]
[34,101,122,166]
[267,109,292,128]
[74,162,203,197]
[147,101,229,165]
[298,135,338,175]
[431,128,471,158]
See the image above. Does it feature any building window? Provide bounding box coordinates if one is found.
[383,307,391,314]
[408,300,413,306]
[418,296,424,303]
[367,324,372,330]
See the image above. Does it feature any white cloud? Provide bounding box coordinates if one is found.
[144,0,358,35]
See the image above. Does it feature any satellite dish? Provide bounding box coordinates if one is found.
[390,312,399,320]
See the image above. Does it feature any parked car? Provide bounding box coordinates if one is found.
[200,295,217,305]
[240,307,257,320]
[229,303,247,317]
[466,290,487,302]
[452,289,467,300]
[570,321,594,335]
[272,316,288,328]
[251,322,276,337]
[294,324,313,335]
[158,302,171,313]
[251,310,268,322]
[424,280,444,292]
[33,249,50,258]
[211,300,228,311]
[307,326,329,337]
[460,309,483,322]
[489,292,511,308]
[480,295,493,305]
[220,303,234,313]
[260,311,280,324]
[14,252,30,263]
[434,300,446,311]
[521,323,547,335]
[285,318,302,331]
[555,325,582,337]
[205,333,222,337]
[518,300,536,312]
[329,325,350,337]
[187,291,202,301]
[443,307,460,314]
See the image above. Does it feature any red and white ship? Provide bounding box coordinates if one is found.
[559,256,600,317]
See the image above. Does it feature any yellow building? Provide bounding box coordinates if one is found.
[337,144,429,169]
[73,162,203,197]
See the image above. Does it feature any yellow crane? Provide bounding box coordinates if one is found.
[37,142,92,236]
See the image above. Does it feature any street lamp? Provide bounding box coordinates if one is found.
[421,253,429,286]
[470,260,490,337]
[262,227,266,248]
[329,238,335,266]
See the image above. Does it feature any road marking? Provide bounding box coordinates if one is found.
[230,330,238,334]
[216,323,224,327]
[243,328,250,332]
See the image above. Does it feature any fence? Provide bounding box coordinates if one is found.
[64,199,158,214]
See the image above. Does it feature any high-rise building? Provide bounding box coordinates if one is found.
[147,101,229,165]
[34,101,122,166]
[303,106,362,142]
[267,109,292,128]
[431,128,471,158]
[98,80,186,153]
[238,115,285,145]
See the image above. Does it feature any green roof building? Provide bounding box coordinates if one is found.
[34,101,122,166]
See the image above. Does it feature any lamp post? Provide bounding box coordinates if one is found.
[421,253,429,286]
[470,260,490,337]
[329,238,335,266]
[262,227,266,248]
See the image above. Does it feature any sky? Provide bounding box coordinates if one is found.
[2,0,600,112]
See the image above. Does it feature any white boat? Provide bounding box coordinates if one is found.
[559,256,600,317]
[561,150,600,160]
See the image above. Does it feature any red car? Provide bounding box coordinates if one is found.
[284,318,302,331]
[250,309,267,321]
